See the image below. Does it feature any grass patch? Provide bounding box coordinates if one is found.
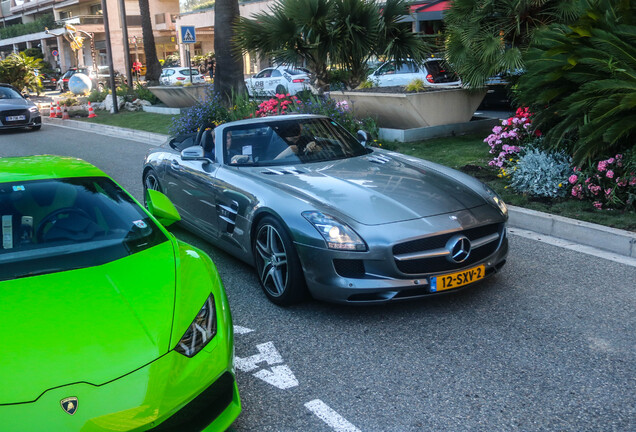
[77,111,173,135]
[384,133,636,232]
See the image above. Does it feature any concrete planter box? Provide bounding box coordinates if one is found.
[148,85,210,108]
[330,88,486,130]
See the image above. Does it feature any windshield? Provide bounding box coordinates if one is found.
[179,69,199,76]
[0,87,22,99]
[0,177,167,281]
[222,118,370,166]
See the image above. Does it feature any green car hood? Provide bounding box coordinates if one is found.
[0,240,176,405]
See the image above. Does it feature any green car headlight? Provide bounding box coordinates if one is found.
[302,211,367,251]
[175,293,217,358]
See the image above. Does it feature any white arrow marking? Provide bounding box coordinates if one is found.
[253,365,299,389]
[233,325,254,335]
[305,399,361,432]
[235,341,283,372]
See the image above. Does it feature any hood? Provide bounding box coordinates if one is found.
[0,98,31,109]
[0,241,176,404]
[252,153,486,225]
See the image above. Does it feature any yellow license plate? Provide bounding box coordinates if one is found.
[430,265,485,292]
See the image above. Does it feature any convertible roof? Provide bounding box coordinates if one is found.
[0,155,107,183]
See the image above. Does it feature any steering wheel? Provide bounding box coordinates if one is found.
[36,207,93,242]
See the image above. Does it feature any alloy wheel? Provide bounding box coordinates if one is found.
[255,224,288,297]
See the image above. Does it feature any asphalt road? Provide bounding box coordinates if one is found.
[1,125,634,431]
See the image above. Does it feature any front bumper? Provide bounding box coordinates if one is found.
[0,113,41,130]
[0,342,240,431]
[296,210,509,304]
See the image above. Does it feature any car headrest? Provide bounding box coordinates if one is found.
[201,130,214,154]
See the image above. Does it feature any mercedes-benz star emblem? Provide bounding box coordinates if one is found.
[60,397,78,415]
[446,235,471,263]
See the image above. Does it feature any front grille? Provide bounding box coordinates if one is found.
[148,372,235,431]
[333,259,365,278]
[1,109,29,125]
[393,223,502,275]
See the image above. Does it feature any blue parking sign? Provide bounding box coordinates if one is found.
[181,26,196,44]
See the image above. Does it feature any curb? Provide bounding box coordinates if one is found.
[508,206,636,258]
[43,117,169,146]
[42,117,636,260]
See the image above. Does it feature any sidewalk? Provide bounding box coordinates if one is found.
[42,118,636,261]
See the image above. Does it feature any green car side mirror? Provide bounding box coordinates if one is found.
[146,189,181,227]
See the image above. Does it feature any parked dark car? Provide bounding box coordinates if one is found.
[143,114,509,306]
[38,72,59,90]
[0,84,41,131]
[57,67,123,92]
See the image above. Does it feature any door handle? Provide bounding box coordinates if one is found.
[171,160,181,169]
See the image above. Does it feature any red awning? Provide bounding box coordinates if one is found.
[409,0,450,14]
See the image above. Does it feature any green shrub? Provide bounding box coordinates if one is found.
[87,89,109,102]
[59,96,80,107]
[169,87,228,135]
[356,80,374,89]
[134,83,159,105]
[405,79,428,92]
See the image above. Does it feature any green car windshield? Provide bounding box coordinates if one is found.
[0,177,167,281]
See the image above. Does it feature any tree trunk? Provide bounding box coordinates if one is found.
[214,0,246,104]
[138,0,162,84]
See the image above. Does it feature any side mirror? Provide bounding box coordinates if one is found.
[181,145,205,160]
[145,189,181,227]
[357,130,370,147]
[22,93,30,99]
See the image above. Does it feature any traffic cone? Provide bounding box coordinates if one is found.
[49,102,57,118]
[62,105,70,120]
[87,101,97,118]
[56,103,62,118]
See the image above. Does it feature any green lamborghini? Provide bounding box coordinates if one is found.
[0,155,241,431]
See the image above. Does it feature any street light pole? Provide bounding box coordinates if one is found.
[100,0,118,113]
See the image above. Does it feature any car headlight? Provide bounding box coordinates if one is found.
[175,293,216,358]
[484,185,508,216]
[28,107,39,113]
[302,211,367,251]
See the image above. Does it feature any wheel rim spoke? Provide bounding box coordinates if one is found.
[256,224,288,298]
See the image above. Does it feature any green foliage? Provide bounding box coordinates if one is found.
[134,83,159,105]
[515,0,636,164]
[404,79,428,92]
[59,96,80,107]
[192,1,215,11]
[0,53,45,92]
[356,79,375,89]
[0,15,55,39]
[508,148,572,198]
[444,0,584,88]
[234,0,430,91]
[88,89,109,103]
[169,87,229,135]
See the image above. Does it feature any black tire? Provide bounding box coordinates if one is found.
[253,216,307,306]
[143,168,162,209]
[275,85,288,95]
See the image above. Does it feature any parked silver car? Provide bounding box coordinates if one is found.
[0,84,41,131]
[143,115,508,305]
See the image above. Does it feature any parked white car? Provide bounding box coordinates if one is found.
[245,66,315,97]
[159,67,206,85]
[369,59,461,88]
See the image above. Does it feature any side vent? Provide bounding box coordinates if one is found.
[367,155,391,164]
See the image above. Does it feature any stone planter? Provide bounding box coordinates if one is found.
[148,85,210,108]
[330,88,486,130]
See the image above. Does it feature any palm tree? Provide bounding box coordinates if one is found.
[215,0,247,103]
[0,53,45,92]
[138,0,162,84]
[234,0,430,91]
[515,0,636,163]
[444,0,584,88]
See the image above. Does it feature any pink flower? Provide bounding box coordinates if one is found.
[630,177,636,186]
[608,158,615,164]
[606,170,614,179]
[568,174,578,184]
[593,201,602,210]
[585,177,591,184]
[605,188,612,196]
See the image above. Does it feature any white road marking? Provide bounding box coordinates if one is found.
[233,325,254,335]
[253,365,299,389]
[235,341,283,372]
[305,399,361,432]
[509,228,636,267]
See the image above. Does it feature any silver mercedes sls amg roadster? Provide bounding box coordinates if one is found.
[143,114,508,305]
